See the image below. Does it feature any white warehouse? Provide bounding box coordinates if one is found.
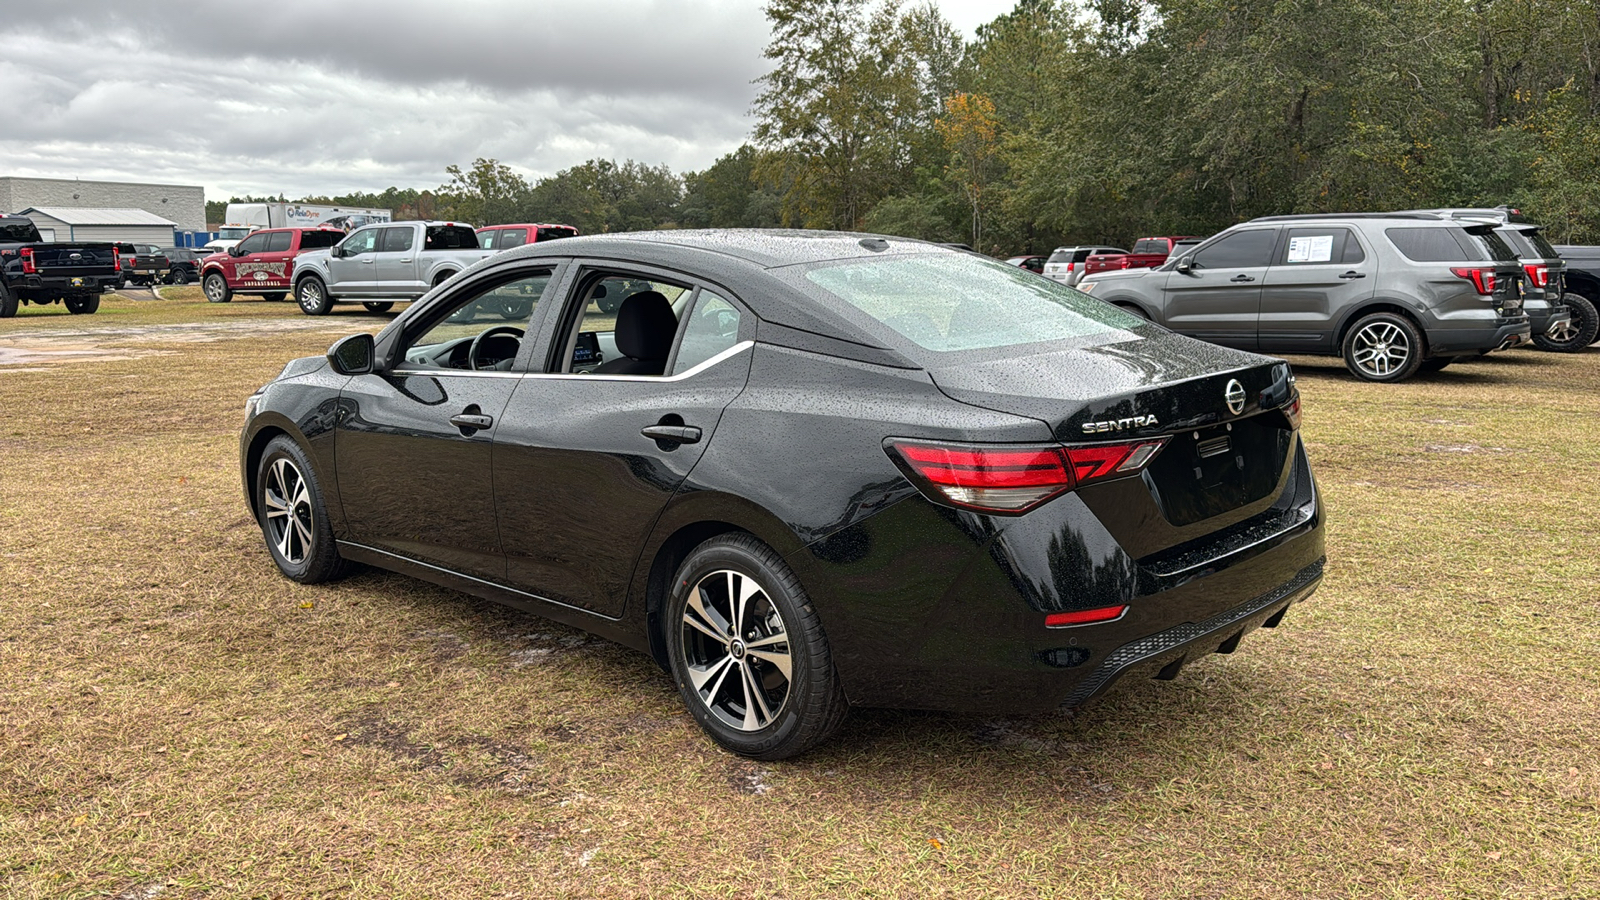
[18,207,180,245]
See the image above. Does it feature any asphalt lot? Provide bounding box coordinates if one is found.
[2,290,1596,898]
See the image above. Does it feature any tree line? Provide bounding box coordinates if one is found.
[210,0,1600,251]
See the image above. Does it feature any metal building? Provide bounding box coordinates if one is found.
[18,207,178,245]
[0,176,205,233]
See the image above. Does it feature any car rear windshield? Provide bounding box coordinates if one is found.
[796,253,1142,354]
[1131,239,1167,254]
[1499,227,1558,259]
[299,230,342,249]
[1046,249,1075,264]
[1386,226,1515,263]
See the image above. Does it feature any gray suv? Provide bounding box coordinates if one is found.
[1079,213,1531,382]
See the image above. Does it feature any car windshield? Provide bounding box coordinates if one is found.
[795,253,1142,354]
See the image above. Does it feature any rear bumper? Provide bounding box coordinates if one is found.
[1428,313,1532,355]
[16,274,116,295]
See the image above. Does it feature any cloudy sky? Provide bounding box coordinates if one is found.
[0,0,1014,202]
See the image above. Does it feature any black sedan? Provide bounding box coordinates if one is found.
[241,230,1325,759]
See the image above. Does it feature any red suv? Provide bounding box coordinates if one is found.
[200,227,345,303]
[476,223,578,251]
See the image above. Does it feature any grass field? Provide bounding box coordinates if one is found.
[2,291,1597,899]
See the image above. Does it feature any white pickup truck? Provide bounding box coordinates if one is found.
[290,221,492,315]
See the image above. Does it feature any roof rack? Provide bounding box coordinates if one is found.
[1248,212,1444,223]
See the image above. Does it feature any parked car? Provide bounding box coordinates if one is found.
[1549,245,1600,351]
[1402,208,1576,353]
[1080,213,1530,382]
[0,212,119,316]
[200,227,345,303]
[241,230,1324,759]
[1084,236,1205,277]
[1003,254,1047,274]
[160,248,207,285]
[291,221,493,315]
[120,243,172,287]
[476,223,579,251]
[1042,245,1125,287]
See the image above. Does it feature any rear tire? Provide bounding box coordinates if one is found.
[170,267,190,286]
[1342,312,1424,383]
[203,272,232,303]
[666,533,848,760]
[1532,293,1599,353]
[296,277,332,316]
[0,287,17,318]
[64,294,99,315]
[363,301,394,313]
[255,436,350,584]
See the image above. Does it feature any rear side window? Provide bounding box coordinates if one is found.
[299,230,341,250]
[671,291,743,375]
[381,227,415,253]
[1279,227,1364,265]
[425,226,478,250]
[1193,229,1277,269]
[797,253,1141,354]
[1385,227,1478,262]
[264,231,293,253]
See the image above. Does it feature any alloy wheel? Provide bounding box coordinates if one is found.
[680,569,793,732]
[1547,317,1580,343]
[263,458,315,565]
[1350,321,1411,377]
[204,276,226,302]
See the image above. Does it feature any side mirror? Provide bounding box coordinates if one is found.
[327,333,375,376]
[1174,255,1195,274]
[331,245,346,259]
[228,245,244,257]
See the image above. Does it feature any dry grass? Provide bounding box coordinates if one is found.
[2,292,1597,899]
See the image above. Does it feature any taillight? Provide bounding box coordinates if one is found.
[113,248,122,271]
[20,247,36,274]
[1282,390,1302,431]
[887,437,1168,514]
[1450,266,1496,296]
[1523,264,1549,288]
[1066,262,1075,272]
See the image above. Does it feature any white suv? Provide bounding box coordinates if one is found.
[1042,245,1125,287]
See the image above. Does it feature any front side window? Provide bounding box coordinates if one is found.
[796,253,1141,354]
[381,227,415,253]
[400,270,552,371]
[235,233,269,255]
[1192,229,1277,269]
[671,291,743,375]
[341,228,381,256]
[477,230,498,249]
[555,273,690,374]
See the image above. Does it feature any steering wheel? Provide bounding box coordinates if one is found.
[468,325,524,371]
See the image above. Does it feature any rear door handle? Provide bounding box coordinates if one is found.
[642,424,702,444]
[1229,274,1255,283]
[1338,271,1366,279]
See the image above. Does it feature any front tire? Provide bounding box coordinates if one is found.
[1532,293,1599,353]
[64,294,99,315]
[666,534,847,760]
[255,436,350,584]
[1342,312,1424,382]
[296,277,332,316]
[203,272,232,303]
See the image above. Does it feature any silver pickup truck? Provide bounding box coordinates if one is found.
[291,221,492,315]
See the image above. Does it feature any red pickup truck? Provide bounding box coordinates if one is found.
[1084,236,1204,277]
[200,227,345,302]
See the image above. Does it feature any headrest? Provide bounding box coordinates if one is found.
[613,291,677,361]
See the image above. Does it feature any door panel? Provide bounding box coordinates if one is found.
[1161,228,1278,350]
[334,371,517,580]
[328,226,381,295]
[374,226,420,297]
[1258,227,1377,353]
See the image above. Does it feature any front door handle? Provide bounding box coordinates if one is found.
[1338,271,1366,279]
[642,424,702,444]
[361,258,375,265]
[399,258,413,263]
[450,412,494,431]
[1229,274,1256,283]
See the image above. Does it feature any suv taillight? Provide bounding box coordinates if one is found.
[887,437,1168,514]
[1450,266,1496,296]
[113,248,122,271]
[1523,264,1549,288]
[20,247,36,274]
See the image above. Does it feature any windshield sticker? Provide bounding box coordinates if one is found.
[1287,235,1334,263]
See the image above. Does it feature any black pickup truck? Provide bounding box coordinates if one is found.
[1,213,120,317]
[1549,245,1600,351]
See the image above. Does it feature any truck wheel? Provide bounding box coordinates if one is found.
[297,277,332,316]
[64,295,100,315]
[1531,293,1599,353]
[432,271,455,289]
[0,288,17,318]
[1342,312,1424,383]
[262,292,287,302]
[363,302,394,313]
[203,272,232,303]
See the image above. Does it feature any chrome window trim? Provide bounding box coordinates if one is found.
[384,340,754,382]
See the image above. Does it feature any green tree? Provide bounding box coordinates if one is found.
[438,158,532,227]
